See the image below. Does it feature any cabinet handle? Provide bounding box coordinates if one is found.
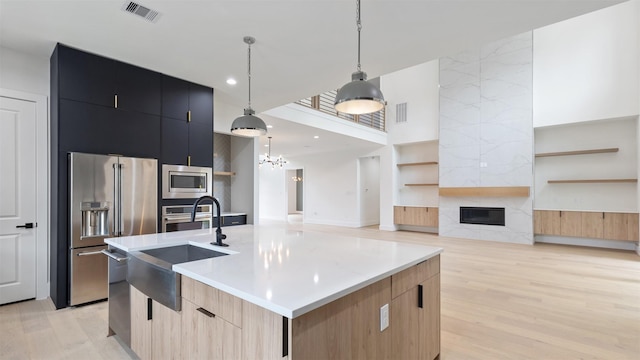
[187,110,191,122]
[187,155,191,167]
[114,94,118,108]
[147,298,153,320]
[418,284,423,308]
[282,316,289,357]
[196,307,215,318]
[231,221,240,225]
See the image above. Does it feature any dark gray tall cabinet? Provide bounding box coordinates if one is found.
[50,44,213,309]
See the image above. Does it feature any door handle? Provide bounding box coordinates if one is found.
[16,222,35,229]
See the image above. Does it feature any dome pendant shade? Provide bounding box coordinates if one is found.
[230,36,267,137]
[231,107,267,137]
[334,71,385,115]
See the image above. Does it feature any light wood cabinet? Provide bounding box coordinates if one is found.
[603,213,640,242]
[181,298,242,360]
[534,210,561,235]
[394,206,439,227]
[130,285,182,360]
[559,211,582,237]
[535,210,639,243]
[391,256,440,360]
[581,212,603,238]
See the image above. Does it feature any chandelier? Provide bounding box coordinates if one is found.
[259,137,287,169]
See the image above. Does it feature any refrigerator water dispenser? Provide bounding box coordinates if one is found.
[81,202,109,237]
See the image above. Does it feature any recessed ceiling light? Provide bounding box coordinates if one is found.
[267,125,273,129]
[264,144,269,147]
[226,78,237,85]
[313,135,319,139]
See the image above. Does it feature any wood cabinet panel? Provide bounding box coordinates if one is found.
[534,210,561,235]
[291,277,392,360]
[604,213,640,242]
[391,286,420,359]
[391,257,441,360]
[182,276,242,327]
[394,206,438,227]
[182,299,241,360]
[130,285,152,360]
[581,212,604,238]
[130,285,182,360]
[421,275,441,360]
[242,300,286,360]
[560,211,582,237]
[392,255,439,299]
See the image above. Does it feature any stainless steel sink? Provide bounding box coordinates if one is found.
[140,244,228,264]
[127,244,228,311]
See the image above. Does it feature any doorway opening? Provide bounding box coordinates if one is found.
[287,169,303,224]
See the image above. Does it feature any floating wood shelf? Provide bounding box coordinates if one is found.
[405,183,439,187]
[535,148,619,158]
[439,186,530,197]
[397,161,438,167]
[214,171,236,176]
[547,179,637,184]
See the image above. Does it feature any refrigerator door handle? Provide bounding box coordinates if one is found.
[113,162,119,236]
[118,163,123,236]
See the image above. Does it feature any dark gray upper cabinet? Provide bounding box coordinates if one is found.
[162,75,213,123]
[57,44,161,116]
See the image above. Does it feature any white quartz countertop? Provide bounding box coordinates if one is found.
[105,225,442,318]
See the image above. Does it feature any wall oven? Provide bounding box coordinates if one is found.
[162,205,213,232]
[162,164,212,199]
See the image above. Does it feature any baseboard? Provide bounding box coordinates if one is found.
[397,225,439,234]
[535,235,637,251]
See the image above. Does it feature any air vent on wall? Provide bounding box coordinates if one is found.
[396,102,407,123]
[121,1,161,23]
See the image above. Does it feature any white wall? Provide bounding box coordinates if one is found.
[382,60,440,145]
[258,161,288,221]
[0,47,49,96]
[535,117,638,212]
[286,170,297,213]
[533,0,640,127]
[0,47,50,299]
[358,156,380,226]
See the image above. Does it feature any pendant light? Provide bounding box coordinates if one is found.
[334,0,385,115]
[231,36,267,137]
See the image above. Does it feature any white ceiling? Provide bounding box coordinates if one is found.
[0,0,625,156]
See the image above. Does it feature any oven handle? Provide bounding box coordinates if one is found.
[164,215,211,222]
[100,249,128,262]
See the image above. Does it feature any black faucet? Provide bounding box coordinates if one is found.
[191,195,228,247]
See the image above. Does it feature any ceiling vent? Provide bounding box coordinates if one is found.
[121,1,161,23]
[396,103,407,123]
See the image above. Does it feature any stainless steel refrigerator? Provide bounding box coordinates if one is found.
[69,152,157,306]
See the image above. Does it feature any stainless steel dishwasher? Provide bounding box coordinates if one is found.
[102,246,130,347]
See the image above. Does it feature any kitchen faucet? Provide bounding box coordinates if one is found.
[191,195,228,247]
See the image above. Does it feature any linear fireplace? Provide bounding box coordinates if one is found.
[460,207,505,226]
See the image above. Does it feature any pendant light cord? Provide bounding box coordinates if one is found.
[247,41,252,109]
[356,0,362,72]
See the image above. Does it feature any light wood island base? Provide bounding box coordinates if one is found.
[129,255,441,360]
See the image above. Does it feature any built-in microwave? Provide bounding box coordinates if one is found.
[162,164,212,199]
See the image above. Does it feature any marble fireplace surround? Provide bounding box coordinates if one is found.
[438,32,534,244]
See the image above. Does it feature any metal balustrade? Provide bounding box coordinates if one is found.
[295,90,386,132]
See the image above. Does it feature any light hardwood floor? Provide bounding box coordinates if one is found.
[2,223,639,360]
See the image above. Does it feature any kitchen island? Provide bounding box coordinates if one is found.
[106,224,442,360]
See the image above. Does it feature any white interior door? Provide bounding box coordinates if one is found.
[0,96,37,305]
